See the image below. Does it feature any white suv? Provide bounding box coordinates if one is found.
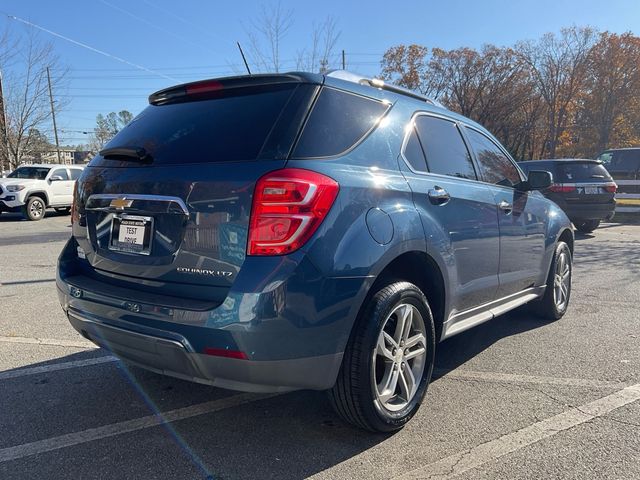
[0,164,85,221]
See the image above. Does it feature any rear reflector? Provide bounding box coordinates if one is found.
[203,347,248,360]
[248,168,339,256]
[548,184,576,193]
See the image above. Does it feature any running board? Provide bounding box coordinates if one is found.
[442,287,545,340]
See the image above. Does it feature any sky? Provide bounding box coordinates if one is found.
[1,0,639,147]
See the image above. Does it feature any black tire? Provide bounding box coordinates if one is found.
[329,281,436,432]
[532,241,572,320]
[54,207,71,215]
[22,196,46,221]
[575,219,600,233]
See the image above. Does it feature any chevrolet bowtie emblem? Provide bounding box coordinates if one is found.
[110,197,133,210]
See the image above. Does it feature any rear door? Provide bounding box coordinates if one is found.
[48,167,74,205]
[464,127,547,298]
[401,113,500,314]
[74,79,318,301]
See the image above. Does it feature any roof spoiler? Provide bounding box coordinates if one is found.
[148,74,311,105]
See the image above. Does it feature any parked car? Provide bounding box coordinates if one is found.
[57,71,573,432]
[0,164,85,220]
[519,159,617,233]
[596,148,640,194]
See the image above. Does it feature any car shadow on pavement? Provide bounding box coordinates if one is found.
[0,211,70,222]
[0,306,557,480]
[433,307,547,377]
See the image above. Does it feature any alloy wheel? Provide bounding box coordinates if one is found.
[30,199,44,219]
[553,251,570,310]
[372,303,427,412]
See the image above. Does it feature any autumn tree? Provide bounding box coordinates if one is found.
[578,32,640,155]
[380,45,429,92]
[515,27,597,158]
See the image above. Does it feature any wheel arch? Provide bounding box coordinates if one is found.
[26,190,50,207]
[356,250,447,343]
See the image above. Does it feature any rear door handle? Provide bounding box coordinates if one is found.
[428,187,450,205]
[498,200,512,214]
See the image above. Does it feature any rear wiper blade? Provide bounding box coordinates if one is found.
[99,146,152,162]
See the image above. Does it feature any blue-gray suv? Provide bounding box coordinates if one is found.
[57,71,574,432]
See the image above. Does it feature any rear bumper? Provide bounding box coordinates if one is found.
[65,307,342,393]
[56,238,367,393]
[560,202,616,222]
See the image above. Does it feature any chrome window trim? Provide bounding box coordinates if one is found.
[399,111,480,183]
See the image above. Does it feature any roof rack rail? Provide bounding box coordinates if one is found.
[325,70,443,108]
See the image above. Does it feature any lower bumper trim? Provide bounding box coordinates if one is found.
[67,310,342,393]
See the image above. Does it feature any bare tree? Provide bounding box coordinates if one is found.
[245,3,294,72]
[295,16,341,73]
[516,27,597,158]
[3,29,68,169]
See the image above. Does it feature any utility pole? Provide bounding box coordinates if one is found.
[0,70,9,171]
[46,66,62,164]
[342,50,346,70]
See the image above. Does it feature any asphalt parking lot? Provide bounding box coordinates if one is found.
[0,211,638,480]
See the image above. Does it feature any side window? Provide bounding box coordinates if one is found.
[403,127,428,172]
[292,87,389,158]
[51,169,69,180]
[69,169,83,180]
[414,116,477,180]
[465,128,521,187]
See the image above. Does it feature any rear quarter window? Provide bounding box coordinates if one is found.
[292,87,389,158]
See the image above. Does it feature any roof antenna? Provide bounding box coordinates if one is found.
[236,42,252,75]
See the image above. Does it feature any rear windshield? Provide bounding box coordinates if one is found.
[555,162,612,182]
[91,84,301,166]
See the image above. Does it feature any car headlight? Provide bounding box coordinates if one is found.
[6,185,26,192]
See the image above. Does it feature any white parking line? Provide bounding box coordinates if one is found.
[0,356,118,380]
[435,368,628,390]
[394,383,640,479]
[0,335,97,349]
[0,392,277,463]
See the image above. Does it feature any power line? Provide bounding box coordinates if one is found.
[4,13,178,81]
[98,0,225,56]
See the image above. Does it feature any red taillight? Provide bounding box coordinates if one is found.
[203,347,248,360]
[185,80,224,95]
[71,182,79,225]
[604,182,617,193]
[548,184,576,193]
[248,168,339,256]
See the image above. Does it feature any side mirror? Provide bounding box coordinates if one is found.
[50,175,64,182]
[524,170,552,191]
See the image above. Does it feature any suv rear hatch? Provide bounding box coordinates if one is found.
[73,75,320,303]
[551,161,616,204]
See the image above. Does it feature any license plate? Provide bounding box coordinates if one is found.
[109,215,153,255]
[584,186,600,194]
